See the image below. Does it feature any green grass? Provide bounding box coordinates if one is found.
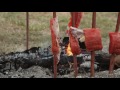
[0,12,118,54]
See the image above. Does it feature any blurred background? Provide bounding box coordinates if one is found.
[0,12,118,54]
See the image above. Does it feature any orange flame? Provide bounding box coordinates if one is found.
[66,43,73,56]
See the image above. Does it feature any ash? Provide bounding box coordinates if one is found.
[0,38,120,78]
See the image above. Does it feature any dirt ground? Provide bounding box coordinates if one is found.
[0,65,120,78]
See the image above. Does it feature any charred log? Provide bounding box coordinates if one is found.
[0,46,115,75]
[0,46,77,72]
[0,37,119,75]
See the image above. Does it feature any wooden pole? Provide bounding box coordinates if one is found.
[72,12,78,78]
[109,12,120,74]
[26,12,29,50]
[90,12,96,77]
[53,12,58,78]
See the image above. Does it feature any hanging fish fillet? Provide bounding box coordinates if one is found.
[67,12,83,55]
[68,12,84,28]
[69,29,81,55]
[50,17,60,62]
